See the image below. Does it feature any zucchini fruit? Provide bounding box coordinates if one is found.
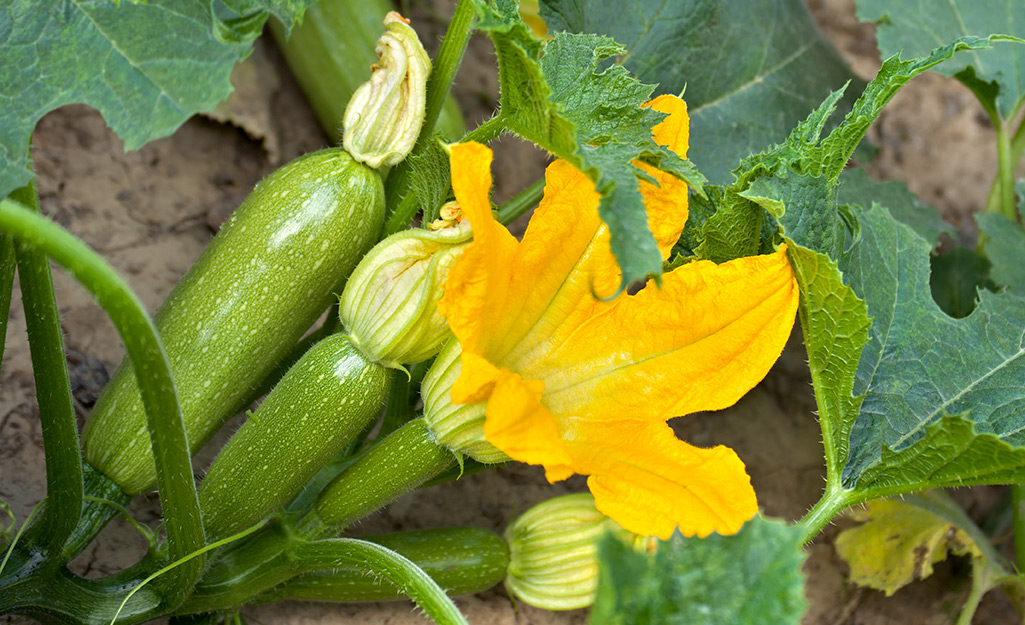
[83,149,385,495]
[198,334,390,539]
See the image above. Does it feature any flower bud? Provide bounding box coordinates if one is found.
[504,493,630,610]
[343,12,431,169]
[339,214,471,367]
[422,339,510,464]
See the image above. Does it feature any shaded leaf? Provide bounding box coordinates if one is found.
[0,0,316,200]
[541,0,864,184]
[703,38,988,264]
[838,168,955,247]
[474,0,705,288]
[854,0,1025,118]
[841,205,1025,490]
[929,246,993,319]
[590,517,807,625]
[977,212,1025,294]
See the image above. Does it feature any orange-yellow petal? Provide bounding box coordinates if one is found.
[438,142,519,356]
[565,419,757,538]
[532,246,799,420]
[638,94,691,255]
[475,365,575,481]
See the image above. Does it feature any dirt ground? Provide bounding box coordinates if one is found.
[1,0,1021,623]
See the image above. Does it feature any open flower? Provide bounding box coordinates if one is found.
[437,95,799,539]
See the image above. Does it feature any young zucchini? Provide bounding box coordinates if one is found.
[83,149,385,495]
[198,334,390,539]
[259,527,509,603]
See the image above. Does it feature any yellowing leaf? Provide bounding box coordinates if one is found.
[835,496,981,596]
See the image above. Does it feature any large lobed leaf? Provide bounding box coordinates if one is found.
[855,0,1025,119]
[590,517,807,625]
[840,204,1025,490]
[540,0,864,185]
[718,36,1025,499]
[0,0,315,200]
[473,0,705,290]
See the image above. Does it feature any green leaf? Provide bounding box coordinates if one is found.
[696,36,996,268]
[929,246,994,319]
[590,517,807,625]
[977,212,1025,294]
[408,137,453,224]
[854,0,1025,119]
[840,204,1025,491]
[474,0,705,288]
[838,168,955,247]
[540,0,864,185]
[785,243,870,484]
[0,0,316,200]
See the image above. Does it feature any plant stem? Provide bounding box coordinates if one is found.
[983,107,1025,217]
[1012,484,1025,573]
[498,178,545,225]
[10,180,82,556]
[420,0,475,144]
[0,228,14,371]
[995,120,1018,219]
[384,0,476,233]
[796,487,857,546]
[288,538,469,625]
[955,561,989,625]
[461,114,508,146]
[0,198,206,606]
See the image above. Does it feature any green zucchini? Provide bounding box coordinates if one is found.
[198,334,390,539]
[259,528,509,603]
[83,149,385,495]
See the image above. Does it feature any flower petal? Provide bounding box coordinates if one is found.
[565,418,757,538]
[479,365,575,481]
[536,246,799,420]
[638,94,690,255]
[437,142,521,357]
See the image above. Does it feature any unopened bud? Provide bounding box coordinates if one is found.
[340,216,471,367]
[422,339,511,464]
[505,493,630,610]
[343,12,431,169]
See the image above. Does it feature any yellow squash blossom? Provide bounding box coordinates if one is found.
[437,95,799,539]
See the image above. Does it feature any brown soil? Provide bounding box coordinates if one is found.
[1,0,1020,623]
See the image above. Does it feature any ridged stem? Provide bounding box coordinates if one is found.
[0,198,205,605]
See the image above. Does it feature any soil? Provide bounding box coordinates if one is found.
[1,0,1021,623]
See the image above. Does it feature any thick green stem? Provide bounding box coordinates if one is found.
[1013,484,1025,573]
[11,180,82,556]
[996,120,1018,219]
[796,487,858,546]
[498,178,545,225]
[419,0,474,145]
[298,418,456,538]
[984,108,1025,217]
[0,199,205,605]
[0,228,15,371]
[288,538,468,625]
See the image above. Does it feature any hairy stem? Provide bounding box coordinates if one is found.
[0,199,205,606]
[10,180,82,556]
